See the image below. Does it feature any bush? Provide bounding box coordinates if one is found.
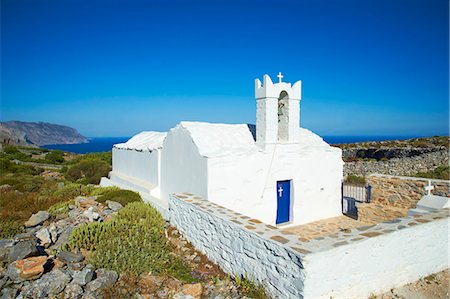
[66,159,111,185]
[96,189,141,207]
[48,200,73,216]
[90,186,120,196]
[344,174,367,185]
[234,274,268,299]
[0,218,24,238]
[413,165,449,180]
[53,183,94,201]
[45,150,65,164]
[67,202,193,281]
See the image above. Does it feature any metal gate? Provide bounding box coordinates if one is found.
[341,183,372,219]
[342,196,358,219]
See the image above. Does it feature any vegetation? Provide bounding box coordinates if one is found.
[412,165,449,180]
[66,202,194,281]
[96,189,142,206]
[344,174,367,185]
[233,273,268,299]
[0,144,111,238]
[335,136,449,149]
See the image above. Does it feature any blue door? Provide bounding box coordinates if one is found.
[276,180,291,224]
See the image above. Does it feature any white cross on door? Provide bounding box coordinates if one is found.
[278,185,283,197]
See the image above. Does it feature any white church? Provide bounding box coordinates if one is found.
[101,73,344,226]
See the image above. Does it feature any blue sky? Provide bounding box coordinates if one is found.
[1,0,448,137]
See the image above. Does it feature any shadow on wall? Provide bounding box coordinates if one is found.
[247,124,256,142]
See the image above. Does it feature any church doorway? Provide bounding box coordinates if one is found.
[278,91,289,142]
[276,180,291,224]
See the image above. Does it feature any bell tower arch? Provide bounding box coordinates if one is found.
[254,73,302,148]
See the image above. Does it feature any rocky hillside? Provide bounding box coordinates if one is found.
[338,136,449,178]
[0,121,87,146]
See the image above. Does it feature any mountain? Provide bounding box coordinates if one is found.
[0,121,88,146]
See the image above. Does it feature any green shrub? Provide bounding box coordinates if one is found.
[344,174,367,185]
[66,159,111,184]
[53,183,94,201]
[96,189,141,206]
[45,150,65,164]
[413,165,449,180]
[234,273,267,299]
[67,202,193,281]
[0,174,46,192]
[0,218,24,238]
[48,200,73,216]
[90,186,120,196]
[3,145,19,154]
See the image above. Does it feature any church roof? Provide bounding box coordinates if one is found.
[177,121,259,158]
[114,131,167,151]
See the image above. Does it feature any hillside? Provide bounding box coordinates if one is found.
[0,121,87,146]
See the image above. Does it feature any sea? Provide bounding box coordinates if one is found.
[42,135,419,154]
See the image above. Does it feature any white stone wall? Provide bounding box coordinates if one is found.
[111,147,161,187]
[169,194,306,299]
[160,126,208,202]
[207,144,343,226]
[303,217,449,298]
[169,193,449,299]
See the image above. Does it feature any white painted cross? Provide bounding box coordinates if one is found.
[277,72,284,83]
[278,185,283,197]
[425,180,434,195]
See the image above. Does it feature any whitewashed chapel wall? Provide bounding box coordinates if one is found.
[112,148,160,186]
[207,144,343,226]
[160,126,208,203]
[169,193,449,299]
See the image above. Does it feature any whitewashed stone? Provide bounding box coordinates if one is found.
[82,207,99,222]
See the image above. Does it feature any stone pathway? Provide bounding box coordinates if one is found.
[283,203,409,241]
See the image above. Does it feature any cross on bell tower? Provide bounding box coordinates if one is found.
[277,72,284,83]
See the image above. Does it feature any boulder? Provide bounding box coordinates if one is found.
[24,211,50,228]
[85,269,118,294]
[106,201,123,211]
[75,196,98,210]
[180,283,203,299]
[35,228,52,248]
[5,262,21,283]
[0,239,14,262]
[48,224,58,243]
[21,269,71,298]
[0,288,17,299]
[15,256,47,280]
[58,251,84,264]
[72,267,94,286]
[8,240,39,262]
[82,207,99,222]
[64,283,84,299]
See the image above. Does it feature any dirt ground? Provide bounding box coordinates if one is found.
[375,270,449,299]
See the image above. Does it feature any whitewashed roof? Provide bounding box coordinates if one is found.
[114,131,167,151]
[178,121,259,158]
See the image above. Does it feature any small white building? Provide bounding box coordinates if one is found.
[101,74,344,226]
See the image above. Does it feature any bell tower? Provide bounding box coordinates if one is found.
[254,73,302,148]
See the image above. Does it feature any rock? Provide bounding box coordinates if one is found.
[5,262,21,283]
[0,288,17,299]
[16,256,47,280]
[35,228,52,248]
[48,224,58,243]
[52,258,65,271]
[53,225,74,250]
[21,269,71,298]
[14,232,36,242]
[85,269,118,294]
[138,274,166,294]
[64,283,84,299]
[75,196,98,209]
[0,184,12,192]
[0,239,14,262]
[180,283,203,299]
[8,240,39,262]
[72,267,94,286]
[83,207,99,222]
[106,200,123,211]
[24,211,50,228]
[68,262,84,271]
[58,251,84,264]
[0,276,8,290]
